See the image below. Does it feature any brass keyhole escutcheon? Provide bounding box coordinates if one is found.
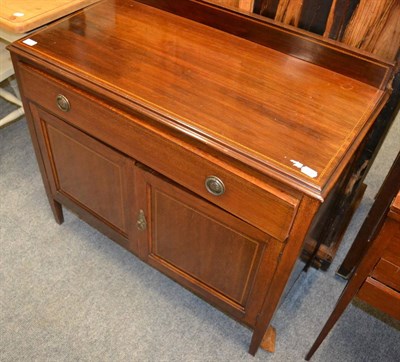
[137,209,147,231]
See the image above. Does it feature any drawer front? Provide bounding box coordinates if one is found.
[371,258,400,292]
[373,229,400,292]
[18,62,299,241]
[358,277,400,320]
[381,228,400,265]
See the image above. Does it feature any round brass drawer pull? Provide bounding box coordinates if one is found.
[205,176,225,196]
[56,94,71,112]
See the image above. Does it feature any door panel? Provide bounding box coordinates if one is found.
[31,105,136,249]
[47,123,129,232]
[135,166,283,324]
[153,189,261,305]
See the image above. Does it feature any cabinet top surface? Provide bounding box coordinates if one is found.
[12,0,388,198]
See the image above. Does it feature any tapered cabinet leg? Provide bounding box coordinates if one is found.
[249,197,321,356]
[49,197,64,224]
[305,296,350,360]
[260,325,276,353]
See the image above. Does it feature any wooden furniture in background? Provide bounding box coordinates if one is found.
[204,0,254,11]
[8,0,396,355]
[0,0,101,33]
[209,0,400,61]
[0,30,24,127]
[306,153,400,360]
[0,0,100,127]
[252,0,400,61]
[338,152,400,277]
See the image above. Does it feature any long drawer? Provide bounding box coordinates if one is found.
[371,231,400,292]
[358,277,400,320]
[18,62,300,241]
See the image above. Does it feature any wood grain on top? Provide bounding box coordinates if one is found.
[0,0,100,33]
[12,0,389,198]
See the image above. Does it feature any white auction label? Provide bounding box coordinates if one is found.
[23,39,37,46]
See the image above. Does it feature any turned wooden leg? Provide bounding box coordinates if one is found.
[260,326,276,353]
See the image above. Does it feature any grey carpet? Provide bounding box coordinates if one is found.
[1,78,399,361]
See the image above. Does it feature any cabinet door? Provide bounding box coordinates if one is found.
[134,166,283,325]
[29,104,138,253]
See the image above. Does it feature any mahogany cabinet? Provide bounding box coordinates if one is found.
[8,0,396,355]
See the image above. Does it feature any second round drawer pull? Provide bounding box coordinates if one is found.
[205,176,225,196]
[56,94,71,112]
